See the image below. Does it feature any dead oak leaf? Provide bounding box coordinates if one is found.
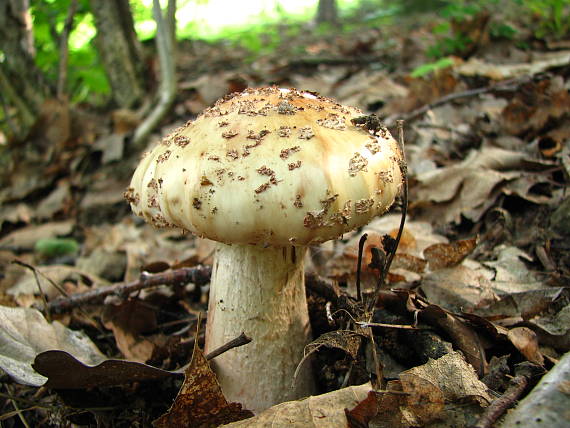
[154,343,253,428]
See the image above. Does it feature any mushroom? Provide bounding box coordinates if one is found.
[126,87,404,412]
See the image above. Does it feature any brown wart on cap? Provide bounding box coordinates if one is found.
[126,87,404,413]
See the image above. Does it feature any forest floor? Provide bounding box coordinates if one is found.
[0,7,569,428]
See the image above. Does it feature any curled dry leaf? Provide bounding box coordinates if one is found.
[0,305,105,386]
[525,303,570,353]
[294,331,363,384]
[154,343,253,428]
[507,327,544,366]
[403,351,492,405]
[413,147,555,225]
[420,305,487,375]
[223,383,372,427]
[32,350,178,389]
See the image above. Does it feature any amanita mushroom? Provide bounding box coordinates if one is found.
[126,87,404,412]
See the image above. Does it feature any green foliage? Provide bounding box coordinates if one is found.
[425,1,490,59]
[517,0,570,38]
[31,0,110,104]
[35,238,79,257]
[410,56,454,78]
[489,22,518,39]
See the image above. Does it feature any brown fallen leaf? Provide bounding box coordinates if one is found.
[420,304,487,376]
[32,350,178,389]
[224,383,372,427]
[154,342,253,428]
[346,391,378,428]
[420,265,498,313]
[403,351,491,405]
[102,299,158,363]
[423,237,477,270]
[507,327,544,366]
[412,147,555,224]
[502,76,570,137]
[374,375,445,427]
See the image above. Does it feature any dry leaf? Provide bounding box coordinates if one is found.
[8,265,107,301]
[413,147,555,224]
[32,350,178,389]
[457,51,570,80]
[507,327,544,365]
[423,237,477,270]
[0,305,105,386]
[374,375,445,427]
[0,221,74,249]
[154,343,253,428]
[420,305,487,375]
[346,391,378,427]
[403,351,491,405]
[420,265,498,313]
[101,299,158,363]
[224,383,372,427]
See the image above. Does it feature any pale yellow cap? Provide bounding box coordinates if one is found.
[126,87,403,246]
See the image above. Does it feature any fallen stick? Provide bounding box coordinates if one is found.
[384,78,525,127]
[47,265,212,314]
[499,352,570,428]
[469,375,528,428]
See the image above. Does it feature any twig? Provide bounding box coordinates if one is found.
[205,332,252,361]
[384,78,524,127]
[355,233,368,302]
[366,120,408,315]
[4,385,31,428]
[469,375,528,428]
[56,0,78,99]
[11,260,67,322]
[47,265,212,314]
[286,55,385,68]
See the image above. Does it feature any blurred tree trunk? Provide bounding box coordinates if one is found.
[89,0,145,108]
[0,0,50,136]
[316,0,338,25]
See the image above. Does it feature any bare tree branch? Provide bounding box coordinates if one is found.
[132,0,177,147]
[57,0,79,99]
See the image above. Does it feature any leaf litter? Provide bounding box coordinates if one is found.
[1,5,570,427]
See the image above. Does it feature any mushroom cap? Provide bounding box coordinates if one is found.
[126,87,403,246]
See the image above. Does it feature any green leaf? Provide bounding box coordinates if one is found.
[34,238,79,257]
[411,57,454,78]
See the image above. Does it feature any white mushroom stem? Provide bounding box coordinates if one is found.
[205,242,314,413]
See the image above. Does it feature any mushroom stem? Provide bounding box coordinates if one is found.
[205,242,314,413]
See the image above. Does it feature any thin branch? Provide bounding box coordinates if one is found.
[366,120,408,315]
[205,332,252,361]
[4,385,31,428]
[57,0,79,99]
[469,375,528,428]
[47,265,212,314]
[355,233,368,302]
[384,78,524,127]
